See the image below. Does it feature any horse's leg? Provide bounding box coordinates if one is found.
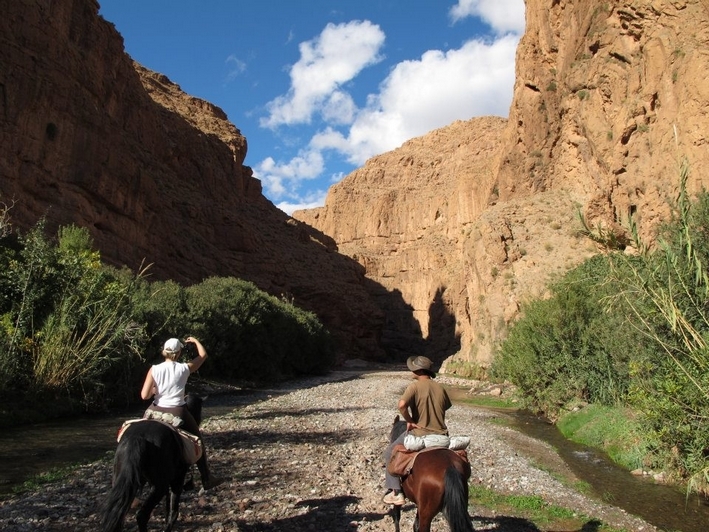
[164,490,180,532]
[135,483,167,532]
[410,483,442,532]
[392,503,401,532]
[165,472,186,532]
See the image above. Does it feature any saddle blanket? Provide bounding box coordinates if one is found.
[117,418,203,464]
[387,444,470,478]
[403,434,471,451]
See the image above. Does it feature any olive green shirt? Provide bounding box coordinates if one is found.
[400,378,451,436]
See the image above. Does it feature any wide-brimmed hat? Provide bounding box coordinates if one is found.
[163,338,184,354]
[407,355,433,373]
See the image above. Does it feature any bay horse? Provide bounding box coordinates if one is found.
[389,417,474,532]
[100,395,203,532]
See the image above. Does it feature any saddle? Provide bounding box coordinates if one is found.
[117,418,203,464]
[387,444,470,478]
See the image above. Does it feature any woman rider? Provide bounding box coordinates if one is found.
[141,336,222,490]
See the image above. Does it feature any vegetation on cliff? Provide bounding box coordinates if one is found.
[491,165,709,493]
[0,211,334,426]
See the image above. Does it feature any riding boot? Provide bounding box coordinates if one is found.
[196,449,210,484]
[197,446,223,490]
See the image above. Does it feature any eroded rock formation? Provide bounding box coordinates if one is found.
[295,0,709,369]
[0,0,385,361]
[4,0,709,370]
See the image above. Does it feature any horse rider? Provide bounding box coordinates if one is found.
[141,336,222,490]
[383,355,452,505]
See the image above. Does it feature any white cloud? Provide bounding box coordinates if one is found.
[321,90,357,124]
[260,20,385,129]
[255,4,524,211]
[450,0,525,35]
[315,35,520,165]
[225,54,247,83]
[277,191,328,216]
[254,149,325,199]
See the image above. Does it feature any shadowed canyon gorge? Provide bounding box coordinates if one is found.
[3,0,709,370]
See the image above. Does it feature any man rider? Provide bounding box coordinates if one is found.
[383,355,451,505]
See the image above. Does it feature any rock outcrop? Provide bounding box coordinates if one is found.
[295,0,709,368]
[0,0,385,360]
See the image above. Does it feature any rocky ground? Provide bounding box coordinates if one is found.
[0,368,658,532]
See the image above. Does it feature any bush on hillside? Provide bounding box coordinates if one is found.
[0,222,144,409]
[490,254,644,417]
[0,217,335,423]
[609,165,709,486]
[131,277,335,384]
[493,163,709,491]
[184,277,333,382]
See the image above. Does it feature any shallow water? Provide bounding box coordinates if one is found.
[0,394,254,496]
[448,386,709,532]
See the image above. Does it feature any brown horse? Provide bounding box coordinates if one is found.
[389,418,474,532]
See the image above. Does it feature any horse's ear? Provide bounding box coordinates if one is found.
[394,414,400,423]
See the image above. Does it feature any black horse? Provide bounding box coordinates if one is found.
[389,417,474,532]
[100,395,203,532]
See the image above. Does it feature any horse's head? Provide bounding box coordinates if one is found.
[185,394,205,426]
[389,414,407,443]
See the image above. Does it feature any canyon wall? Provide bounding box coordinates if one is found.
[4,0,709,370]
[0,0,386,361]
[295,0,709,369]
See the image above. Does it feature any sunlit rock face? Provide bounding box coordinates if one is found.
[295,0,709,369]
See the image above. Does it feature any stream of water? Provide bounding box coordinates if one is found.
[494,407,709,532]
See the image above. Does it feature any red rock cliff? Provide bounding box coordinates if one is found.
[295,0,709,369]
[0,0,385,360]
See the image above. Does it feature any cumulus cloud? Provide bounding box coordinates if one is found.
[255,2,525,213]
[260,20,385,129]
[255,149,324,199]
[315,34,520,165]
[276,191,329,216]
[450,0,525,35]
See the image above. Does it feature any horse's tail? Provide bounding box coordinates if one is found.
[100,430,145,532]
[443,465,475,532]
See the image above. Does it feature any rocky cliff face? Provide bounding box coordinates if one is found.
[5,0,708,369]
[0,0,385,360]
[295,0,709,369]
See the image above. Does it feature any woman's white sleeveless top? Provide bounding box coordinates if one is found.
[152,360,190,407]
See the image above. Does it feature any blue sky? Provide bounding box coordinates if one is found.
[98,0,525,215]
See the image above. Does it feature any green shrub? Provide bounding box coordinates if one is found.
[182,277,333,383]
[0,223,145,409]
[609,164,709,486]
[131,276,334,384]
[494,162,709,491]
[490,254,643,417]
[0,218,335,422]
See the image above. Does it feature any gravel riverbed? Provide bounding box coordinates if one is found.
[0,369,658,531]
